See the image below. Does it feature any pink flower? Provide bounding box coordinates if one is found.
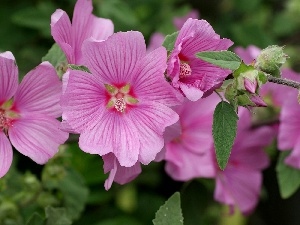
[51,0,114,65]
[147,32,165,52]
[103,153,141,190]
[214,108,273,215]
[0,52,68,178]
[61,31,182,167]
[164,94,219,180]
[234,45,260,64]
[167,18,233,101]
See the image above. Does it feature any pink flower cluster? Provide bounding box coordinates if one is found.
[1,0,285,216]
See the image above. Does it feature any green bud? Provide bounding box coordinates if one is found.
[255,45,288,77]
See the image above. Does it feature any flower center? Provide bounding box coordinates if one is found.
[179,62,192,79]
[105,83,138,113]
[0,100,19,134]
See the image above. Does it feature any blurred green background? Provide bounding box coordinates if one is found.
[0,0,300,224]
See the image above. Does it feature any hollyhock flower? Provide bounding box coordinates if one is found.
[164,94,219,180]
[51,0,114,65]
[214,108,273,215]
[62,31,182,168]
[103,153,141,190]
[147,32,165,52]
[0,52,68,178]
[167,18,233,101]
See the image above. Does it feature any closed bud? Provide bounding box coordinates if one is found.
[255,45,288,77]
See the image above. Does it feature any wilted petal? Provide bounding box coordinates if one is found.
[0,132,13,178]
[8,116,68,164]
[13,62,62,118]
[0,51,18,103]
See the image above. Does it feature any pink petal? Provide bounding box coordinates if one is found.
[83,31,146,84]
[51,9,74,63]
[147,32,165,52]
[103,153,141,190]
[13,62,62,118]
[0,51,18,104]
[0,131,13,178]
[165,142,215,181]
[278,93,300,150]
[173,10,199,29]
[285,137,300,168]
[215,167,262,215]
[234,45,261,64]
[132,46,183,106]
[90,16,114,41]
[61,70,107,132]
[8,116,68,164]
[128,102,179,165]
[244,78,257,94]
[179,82,204,101]
[79,110,140,167]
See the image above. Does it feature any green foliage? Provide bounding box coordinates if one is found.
[45,207,72,225]
[212,101,238,170]
[153,192,184,225]
[162,31,178,51]
[68,64,91,74]
[196,50,241,70]
[276,151,300,199]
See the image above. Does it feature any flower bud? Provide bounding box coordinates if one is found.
[255,45,288,77]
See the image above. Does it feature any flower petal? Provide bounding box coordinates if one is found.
[13,62,62,118]
[61,70,107,132]
[103,153,141,190]
[0,131,13,178]
[0,51,18,104]
[83,31,146,84]
[8,116,68,164]
[90,16,114,41]
[284,137,300,168]
[132,46,183,106]
[128,102,179,165]
[79,110,140,167]
[179,82,204,101]
[51,9,74,63]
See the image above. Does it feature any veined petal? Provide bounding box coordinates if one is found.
[83,31,146,84]
[0,51,18,104]
[8,116,68,164]
[179,82,204,101]
[51,9,74,63]
[132,46,183,106]
[103,153,141,190]
[61,70,107,132]
[79,110,140,167]
[0,131,13,178]
[13,62,62,118]
[128,102,179,165]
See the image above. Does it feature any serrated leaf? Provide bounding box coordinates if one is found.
[212,101,238,170]
[196,51,241,70]
[276,151,300,199]
[45,207,72,225]
[153,192,184,225]
[162,31,178,51]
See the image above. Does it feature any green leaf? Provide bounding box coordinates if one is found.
[196,51,241,70]
[42,44,67,78]
[212,101,238,170]
[26,213,45,225]
[276,151,300,199]
[162,31,178,51]
[45,207,72,225]
[152,192,184,225]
